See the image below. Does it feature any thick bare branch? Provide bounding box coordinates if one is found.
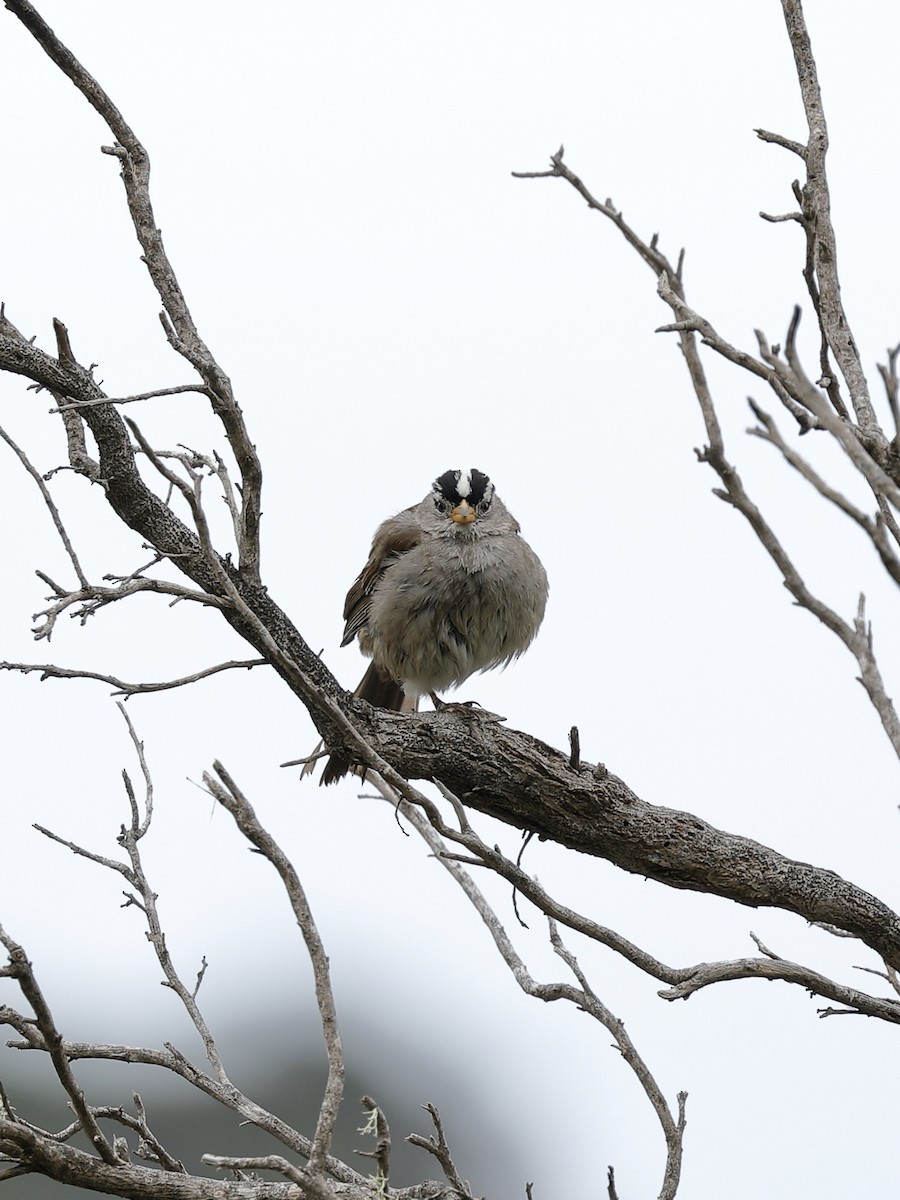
[345,705,900,969]
[0,1120,298,1200]
[392,778,900,1023]
[7,303,900,981]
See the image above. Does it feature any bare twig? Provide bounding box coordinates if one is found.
[367,776,686,1198]
[550,922,687,1200]
[607,1165,619,1200]
[2,1028,364,1186]
[568,725,580,769]
[27,1096,187,1172]
[141,443,243,553]
[0,423,89,587]
[116,702,153,836]
[779,0,879,436]
[754,127,807,158]
[356,1095,391,1186]
[406,1105,475,1198]
[0,1115,312,1198]
[126,418,223,567]
[48,383,212,413]
[14,727,366,1188]
[515,143,900,764]
[746,399,900,586]
[201,1153,307,1186]
[202,763,345,1175]
[655,272,900,507]
[876,342,900,441]
[367,775,900,1023]
[0,927,118,1166]
[6,2,264,581]
[32,822,133,877]
[27,573,228,642]
[514,146,673,279]
[0,657,266,696]
[759,209,804,224]
[753,315,826,429]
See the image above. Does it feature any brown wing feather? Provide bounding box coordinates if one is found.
[340,512,423,646]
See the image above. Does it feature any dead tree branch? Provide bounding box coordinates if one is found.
[0,927,119,1168]
[549,924,687,1200]
[201,763,345,1176]
[0,714,375,1196]
[356,1096,391,1187]
[365,775,687,1198]
[2,5,899,1194]
[0,1120,300,1200]
[0,423,89,587]
[0,657,267,696]
[512,126,900,767]
[4,0,263,581]
[368,776,900,1023]
[778,0,878,436]
[0,4,893,961]
[406,1106,476,1200]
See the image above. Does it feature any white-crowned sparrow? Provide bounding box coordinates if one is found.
[314,468,548,783]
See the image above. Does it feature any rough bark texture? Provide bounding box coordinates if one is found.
[0,1124,294,1199]
[2,328,898,974]
[356,704,900,967]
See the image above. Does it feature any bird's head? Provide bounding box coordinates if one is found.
[431,468,495,526]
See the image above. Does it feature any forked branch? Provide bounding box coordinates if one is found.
[513,3,900,768]
[6,0,263,581]
[779,0,878,435]
[365,774,688,1198]
[202,763,345,1176]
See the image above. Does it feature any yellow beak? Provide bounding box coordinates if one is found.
[450,500,477,525]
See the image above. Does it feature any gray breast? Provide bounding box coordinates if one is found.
[366,532,548,697]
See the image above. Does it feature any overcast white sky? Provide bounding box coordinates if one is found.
[2,3,899,1197]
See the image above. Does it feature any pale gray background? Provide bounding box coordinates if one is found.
[1,4,898,1197]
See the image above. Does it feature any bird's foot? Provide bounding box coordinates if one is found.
[428,693,506,723]
[429,691,481,711]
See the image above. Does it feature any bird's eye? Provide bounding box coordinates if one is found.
[477,498,492,515]
[434,497,451,514]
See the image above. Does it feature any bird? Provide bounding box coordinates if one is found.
[312,467,548,784]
